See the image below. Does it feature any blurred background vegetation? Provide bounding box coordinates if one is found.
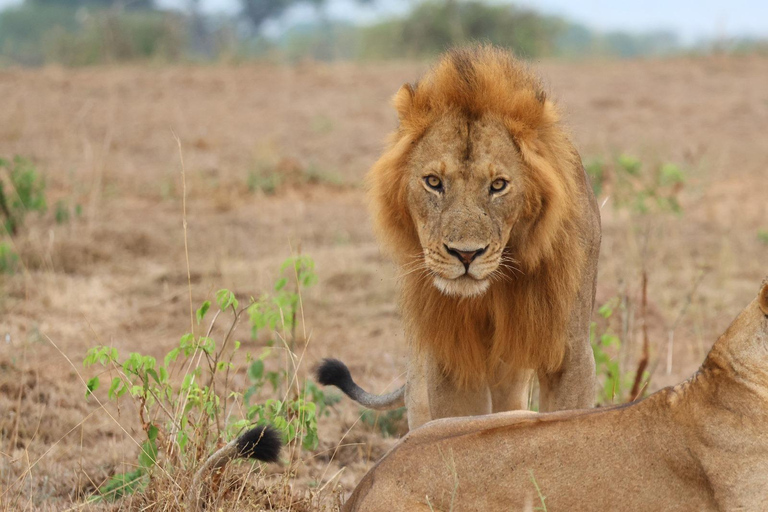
[0,0,766,66]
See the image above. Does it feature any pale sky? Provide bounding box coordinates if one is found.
[1,0,767,42]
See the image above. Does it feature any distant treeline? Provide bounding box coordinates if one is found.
[0,0,760,66]
[280,2,682,61]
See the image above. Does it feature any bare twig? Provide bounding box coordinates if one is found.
[629,270,650,402]
[172,131,195,337]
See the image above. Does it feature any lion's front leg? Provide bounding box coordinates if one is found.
[538,337,596,412]
[425,359,492,423]
[539,253,598,412]
[490,365,534,413]
[405,349,492,429]
[405,350,431,429]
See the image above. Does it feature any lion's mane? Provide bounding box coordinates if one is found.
[368,45,589,388]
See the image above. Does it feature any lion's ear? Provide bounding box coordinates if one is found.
[393,83,416,123]
[759,279,768,316]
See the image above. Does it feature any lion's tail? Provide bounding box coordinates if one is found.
[315,358,405,410]
[188,425,281,511]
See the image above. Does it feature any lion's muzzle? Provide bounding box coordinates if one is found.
[444,244,488,272]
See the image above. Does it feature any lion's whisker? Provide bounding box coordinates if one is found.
[397,264,429,279]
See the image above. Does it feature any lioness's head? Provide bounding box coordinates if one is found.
[369,45,581,298]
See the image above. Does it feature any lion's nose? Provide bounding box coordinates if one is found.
[444,245,487,271]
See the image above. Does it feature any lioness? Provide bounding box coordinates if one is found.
[342,278,768,511]
[318,45,601,428]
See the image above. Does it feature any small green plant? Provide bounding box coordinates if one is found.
[0,156,47,236]
[590,298,647,405]
[360,407,407,437]
[584,159,605,197]
[54,199,82,224]
[247,168,282,195]
[247,159,344,195]
[585,155,685,215]
[248,254,317,347]
[82,255,331,501]
[303,164,344,187]
[758,229,768,245]
[0,241,19,274]
[239,255,339,449]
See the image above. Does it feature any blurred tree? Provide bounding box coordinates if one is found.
[241,0,310,30]
[240,0,374,31]
[359,1,565,59]
[25,0,155,9]
[186,0,212,56]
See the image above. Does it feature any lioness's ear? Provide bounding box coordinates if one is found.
[394,83,416,123]
[760,279,768,316]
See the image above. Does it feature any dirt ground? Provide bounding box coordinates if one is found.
[0,55,766,510]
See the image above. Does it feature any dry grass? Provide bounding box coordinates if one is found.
[1,55,767,509]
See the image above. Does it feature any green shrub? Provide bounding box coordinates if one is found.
[360,407,407,437]
[247,159,343,195]
[0,5,186,66]
[82,255,332,501]
[590,297,651,405]
[0,241,19,274]
[585,155,686,215]
[0,156,47,236]
[248,254,317,346]
[359,1,565,59]
[247,168,282,195]
[45,10,186,65]
[0,5,78,65]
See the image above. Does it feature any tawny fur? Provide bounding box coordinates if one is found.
[319,44,601,428]
[367,46,598,389]
[343,278,768,512]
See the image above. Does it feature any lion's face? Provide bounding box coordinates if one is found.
[406,113,527,298]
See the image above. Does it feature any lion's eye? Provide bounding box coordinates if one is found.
[424,175,443,191]
[490,179,508,193]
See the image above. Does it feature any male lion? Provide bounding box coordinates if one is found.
[317,45,601,428]
[343,278,768,512]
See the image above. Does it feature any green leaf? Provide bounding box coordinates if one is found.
[659,163,685,186]
[216,289,239,311]
[146,368,160,384]
[196,301,211,325]
[147,423,159,441]
[180,334,195,356]
[199,336,216,354]
[274,277,287,291]
[617,154,641,175]
[177,431,188,453]
[92,468,145,502]
[108,377,122,400]
[597,303,613,319]
[248,360,264,383]
[164,347,180,367]
[138,438,158,469]
[85,376,100,398]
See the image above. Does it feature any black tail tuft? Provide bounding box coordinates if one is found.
[234,425,281,463]
[315,358,356,395]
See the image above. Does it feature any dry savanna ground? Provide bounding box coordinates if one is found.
[0,56,767,510]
